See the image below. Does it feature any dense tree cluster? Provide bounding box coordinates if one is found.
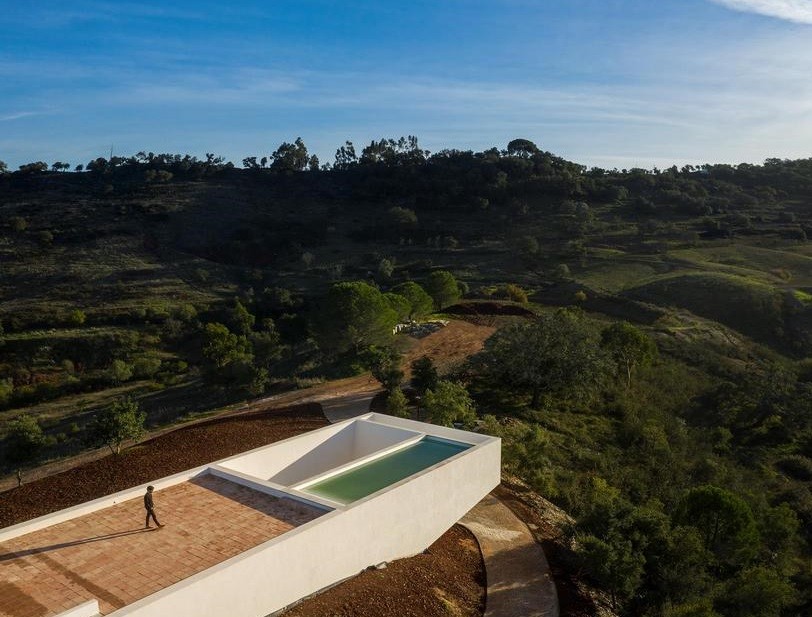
[474,315,809,617]
[4,137,809,218]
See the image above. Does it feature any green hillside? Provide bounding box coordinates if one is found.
[1,142,811,616]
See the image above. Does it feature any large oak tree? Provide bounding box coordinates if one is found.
[476,309,610,408]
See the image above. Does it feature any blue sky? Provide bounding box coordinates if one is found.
[1,0,810,169]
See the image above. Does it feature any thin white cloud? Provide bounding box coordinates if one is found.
[709,0,812,24]
[0,111,39,122]
[123,71,301,105]
[3,2,211,29]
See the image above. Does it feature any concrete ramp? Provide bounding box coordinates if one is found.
[461,494,559,617]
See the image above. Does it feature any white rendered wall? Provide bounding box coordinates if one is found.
[269,421,420,486]
[364,413,492,444]
[217,421,348,479]
[108,436,501,617]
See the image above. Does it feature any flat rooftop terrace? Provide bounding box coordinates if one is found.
[0,475,324,617]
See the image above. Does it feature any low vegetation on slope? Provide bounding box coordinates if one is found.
[624,273,789,347]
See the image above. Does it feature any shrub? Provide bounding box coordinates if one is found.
[388,206,418,227]
[776,455,812,481]
[67,309,86,327]
[108,359,133,384]
[364,346,404,392]
[425,271,461,310]
[37,230,54,246]
[175,304,198,323]
[263,287,297,311]
[87,398,146,455]
[553,263,572,281]
[424,380,477,428]
[516,235,539,256]
[386,388,410,418]
[10,216,28,232]
[145,305,171,322]
[0,378,14,405]
[411,356,439,396]
[133,356,162,379]
[4,414,46,484]
[391,281,434,320]
[377,258,394,280]
[504,283,529,304]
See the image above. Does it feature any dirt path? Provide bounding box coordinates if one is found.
[0,319,496,493]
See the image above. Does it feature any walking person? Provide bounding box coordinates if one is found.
[144,485,164,528]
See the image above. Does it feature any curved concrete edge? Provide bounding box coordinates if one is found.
[460,493,559,617]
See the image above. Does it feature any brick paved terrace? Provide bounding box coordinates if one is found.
[0,475,325,617]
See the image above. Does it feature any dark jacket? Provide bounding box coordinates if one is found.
[144,491,154,510]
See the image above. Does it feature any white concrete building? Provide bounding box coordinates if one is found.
[0,413,501,617]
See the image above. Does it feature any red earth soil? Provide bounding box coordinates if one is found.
[282,524,485,617]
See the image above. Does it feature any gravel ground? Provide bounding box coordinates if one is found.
[282,525,485,617]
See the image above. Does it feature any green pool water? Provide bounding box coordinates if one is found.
[302,437,470,504]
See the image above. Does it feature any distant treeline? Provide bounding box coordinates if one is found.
[3,137,812,213]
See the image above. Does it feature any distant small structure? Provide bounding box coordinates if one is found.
[393,319,448,337]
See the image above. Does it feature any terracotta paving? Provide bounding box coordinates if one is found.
[0,475,324,617]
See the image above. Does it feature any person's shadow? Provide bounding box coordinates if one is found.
[0,528,154,563]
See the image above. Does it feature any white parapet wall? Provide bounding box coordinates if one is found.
[2,414,501,617]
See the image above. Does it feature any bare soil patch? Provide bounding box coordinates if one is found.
[403,318,496,374]
[282,524,485,617]
[445,301,536,322]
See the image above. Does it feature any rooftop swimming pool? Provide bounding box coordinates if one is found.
[300,436,470,504]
